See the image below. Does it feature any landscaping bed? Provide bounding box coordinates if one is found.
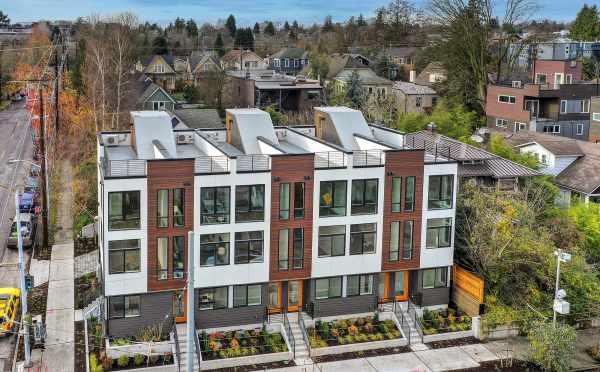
[588,343,600,362]
[421,308,472,335]
[199,325,288,360]
[453,360,543,371]
[75,272,100,309]
[91,352,174,371]
[28,282,48,322]
[74,237,97,257]
[74,320,86,372]
[204,359,296,371]
[426,336,481,349]
[312,345,412,363]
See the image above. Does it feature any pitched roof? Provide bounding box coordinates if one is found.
[327,54,369,79]
[270,47,308,60]
[189,53,221,73]
[171,109,224,129]
[554,141,600,194]
[135,77,175,106]
[221,49,262,64]
[387,47,418,58]
[505,132,585,156]
[393,81,437,95]
[335,68,393,86]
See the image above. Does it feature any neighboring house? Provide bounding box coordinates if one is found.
[405,129,541,192]
[393,81,438,114]
[504,131,600,206]
[170,108,224,130]
[229,69,323,112]
[189,53,222,85]
[135,78,177,111]
[140,55,179,91]
[333,68,394,101]
[267,47,310,75]
[97,106,459,339]
[588,96,600,144]
[221,49,267,71]
[387,47,418,73]
[415,62,447,87]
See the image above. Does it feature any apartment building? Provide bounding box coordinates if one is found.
[97,107,458,337]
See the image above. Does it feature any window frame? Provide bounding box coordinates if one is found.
[389,221,400,262]
[109,295,141,319]
[292,228,304,269]
[279,183,290,220]
[278,229,289,271]
[422,267,448,289]
[198,287,228,310]
[157,189,169,228]
[319,180,347,217]
[497,95,516,104]
[234,231,264,264]
[233,284,262,307]
[173,188,185,227]
[199,233,230,267]
[404,176,416,212]
[108,191,141,230]
[351,179,378,215]
[346,274,374,296]
[426,218,453,249]
[294,182,305,219]
[576,123,585,136]
[350,223,377,255]
[173,236,184,279]
[200,186,231,225]
[157,237,169,280]
[391,177,402,212]
[581,99,590,113]
[318,225,346,257]
[403,221,414,260]
[495,118,508,128]
[427,175,454,210]
[108,239,141,274]
[235,184,265,222]
[560,100,567,114]
[315,277,343,299]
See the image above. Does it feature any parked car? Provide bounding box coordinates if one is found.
[6,214,36,249]
[18,192,36,213]
[0,288,20,336]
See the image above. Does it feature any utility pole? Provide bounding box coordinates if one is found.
[38,86,49,250]
[15,193,32,367]
[186,231,195,372]
[54,50,60,133]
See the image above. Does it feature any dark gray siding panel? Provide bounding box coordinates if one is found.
[420,287,450,307]
[312,295,378,318]
[108,291,172,338]
[196,306,266,329]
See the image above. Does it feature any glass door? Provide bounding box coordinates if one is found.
[173,290,186,323]
[287,281,303,312]
[267,283,282,314]
[394,272,409,301]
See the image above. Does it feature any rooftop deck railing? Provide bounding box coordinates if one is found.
[314,151,347,169]
[194,156,230,174]
[353,150,384,167]
[236,154,271,172]
[103,159,147,177]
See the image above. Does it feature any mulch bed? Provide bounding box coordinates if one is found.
[74,237,97,257]
[452,360,544,371]
[312,345,412,364]
[28,282,48,322]
[426,336,481,349]
[74,320,86,372]
[33,246,51,260]
[205,360,296,371]
[74,272,99,310]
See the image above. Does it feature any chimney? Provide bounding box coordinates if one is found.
[409,70,416,83]
[426,122,437,133]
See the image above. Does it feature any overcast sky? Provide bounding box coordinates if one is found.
[3,0,587,26]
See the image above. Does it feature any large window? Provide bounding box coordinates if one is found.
[198,287,228,310]
[294,182,305,219]
[173,236,184,279]
[279,183,290,220]
[234,231,264,264]
[403,221,413,260]
[199,233,230,267]
[426,218,452,249]
[319,181,347,217]
[350,223,376,255]
[108,191,140,230]
[109,295,140,318]
[347,274,374,296]
[391,177,402,212]
[318,225,345,257]
[315,277,342,299]
[233,284,262,307]
[351,179,378,215]
[293,228,304,269]
[278,229,289,270]
[498,95,516,104]
[235,185,265,222]
[423,267,448,289]
[108,239,140,274]
[200,187,230,225]
[157,190,169,228]
[404,177,415,212]
[157,237,168,280]
[390,222,400,262]
[428,175,454,209]
[173,188,184,227]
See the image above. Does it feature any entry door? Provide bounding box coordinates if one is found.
[287,281,303,312]
[173,290,187,323]
[268,283,282,314]
[378,273,390,302]
[393,272,409,301]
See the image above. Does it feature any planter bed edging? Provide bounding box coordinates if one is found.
[423,330,473,343]
[106,340,173,359]
[310,337,408,357]
[115,364,177,372]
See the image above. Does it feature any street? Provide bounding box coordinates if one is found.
[0,101,33,370]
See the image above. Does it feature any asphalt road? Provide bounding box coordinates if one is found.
[0,101,33,369]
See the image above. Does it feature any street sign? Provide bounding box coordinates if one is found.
[553,299,570,315]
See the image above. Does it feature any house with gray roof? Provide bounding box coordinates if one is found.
[170,108,224,130]
[415,62,447,87]
[134,76,177,111]
[393,81,438,114]
[267,47,310,75]
[189,53,222,84]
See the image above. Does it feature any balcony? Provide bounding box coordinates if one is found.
[236,154,271,172]
[353,150,384,167]
[103,159,146,177]
[195,156,230,174]
[314,151,347,169]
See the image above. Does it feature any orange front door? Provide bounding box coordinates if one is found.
[393,271,409,301]
[268,283,283,314]
[287,281,303,312]
[174,290,187,323]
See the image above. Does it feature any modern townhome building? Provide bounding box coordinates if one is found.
[267,47,310,75]
[97,106,459,338]
[503,131,600,206]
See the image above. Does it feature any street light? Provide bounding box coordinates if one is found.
[553,249,571,327]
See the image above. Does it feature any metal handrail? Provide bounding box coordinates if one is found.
[283,312,296,359]
[297,306,311,357]
[171,319,181,372]
[193,327,202,368]
[195,156,229,174]
[353,150,384,167]
[393,300,411,345]
[236,154,270,172]
[408,298,424,343]
[314,151,346,169]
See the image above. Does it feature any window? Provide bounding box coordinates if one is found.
[294,182,305,219]
[517,122,527,131]
[233,284,262,307]
[541,154,548,164]
[235,185,265,222]
[198,287,228,310]
[511,81,522,88]
[351,179,378,215]
[391,177,402,212]
[403,221,414,260]
[581,100,590,113]
[543,125,561,134]
[315,277,342,299]
[422,267,448,289]
[108,239,140,274]
[200,233,230,267]
[109,295,141,318]
[320,181,347,217]
[157,190,168,228]
[560,100,567,114]
[318,225,346,257]
[350,223,376,255]
[566,74,573,84]
[173,236,184,279]
[279,183,290,220]
[426,218,452,249]
[274,59,280,68]
[235,231,264,264]
[173,189,184,227]
[390,222,400,262]
[108,191,140,230]
[278,229,289,270]
[293,228,304,269]
[200,187,230,225]
[416,96,422,107]
[576,123,585,135]
[428,175,454,209]
[347,274,374,296]
[154,64,165,73]
[152,101,167,111]
[157,238,168,280]
[535,73,546,85]
[498,95,516,104]
[404,176,415,212]
[495,118,508,128]
[593,113,600,122]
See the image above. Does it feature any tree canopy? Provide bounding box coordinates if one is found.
[569,4,600,41]
[225,14,236,37]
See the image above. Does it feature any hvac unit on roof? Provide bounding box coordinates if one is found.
[105,135,119,147]
[177,133,194,144]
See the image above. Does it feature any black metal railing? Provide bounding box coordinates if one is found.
[408,297,424,343]
[171,319,181,372]
[394,301,411,345]
[353,150,384,167]
[193,327,202,367]
[314,151,347,169]
[283,312,296,359]
[297,306,311,358]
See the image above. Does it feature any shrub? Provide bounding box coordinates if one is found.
[230,338,240,349]
[347,325,358,335]
[315,320,323,332]
[356,317,366,326]
[164,352,173,363]
[344,335,354,344]
[117,355,129,368]
[100,356,112,371]
[330,328,340,337]
[338,336,346,345]
[148,355,159,365]
[588,343,600,361]
[336,319,348,329]
[368,334,378,341]
[355,333,368,342]
[321,322,330,340]
[528,322,577,372]
[373,312,379,323]
[133,354,144,367]
[112,338,130,346]
[378,323,388,333]
[90,354,103,372]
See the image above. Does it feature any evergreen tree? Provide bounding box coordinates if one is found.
[174,17,185,33]
[0,11,10,27]
[284,21,290,31]
[292,20,299,30]
[214,33,225,57]
[152,35,169,55]
[234,28,255,50]
[357,14,367,27]
[253,22,260,34]
[289,29,297,41]
[225,14,237,37]
[264,21,276,36]
[346,70,364,109]
[569,4,600,41]
[322,15,334,32]
[186,19,198,38]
